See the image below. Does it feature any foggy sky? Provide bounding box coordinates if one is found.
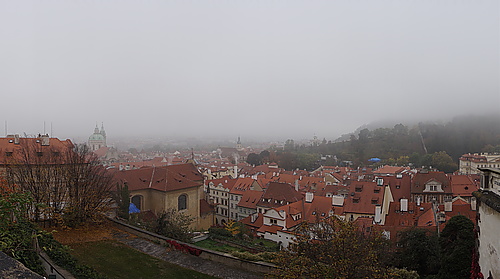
[1,0,498,142]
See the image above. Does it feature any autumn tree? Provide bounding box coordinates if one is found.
[271,217,391,279]
[153,208,194,243]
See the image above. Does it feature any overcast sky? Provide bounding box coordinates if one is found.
[1,0,498,141]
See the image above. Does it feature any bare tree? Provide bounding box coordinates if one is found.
[4,138,113,226]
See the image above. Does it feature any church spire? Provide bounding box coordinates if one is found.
[94,122,99,134]
[100,122,106,137]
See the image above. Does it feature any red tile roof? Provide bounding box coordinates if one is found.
[230,177,259,195]
[343,181,385,215]
[0,136,74,164]
[374,165,409,175]
[200,199,215,215]
[237,190,264,209]
[113,163,203,192]
[257,182,303,208]
[411,171,451,194]
[450,175,478,197]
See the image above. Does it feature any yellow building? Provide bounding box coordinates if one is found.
[113,163,213,230]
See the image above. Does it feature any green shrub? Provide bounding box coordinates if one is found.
[208,227,233,238]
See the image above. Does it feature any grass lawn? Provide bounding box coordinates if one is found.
[194,239,244,253]
[68,240,215,279]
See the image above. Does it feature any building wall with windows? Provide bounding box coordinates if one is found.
[474,168,500,279]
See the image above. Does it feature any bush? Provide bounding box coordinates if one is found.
[208,227,233,238]
[0,221,45,276]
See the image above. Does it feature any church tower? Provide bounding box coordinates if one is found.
[88,123,107,151]
[236,136,242,150]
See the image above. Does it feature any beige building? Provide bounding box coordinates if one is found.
[113,163,212,230]
[459,153,500,175]
[473,168,500,279]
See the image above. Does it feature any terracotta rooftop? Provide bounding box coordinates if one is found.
[113,163,203,192]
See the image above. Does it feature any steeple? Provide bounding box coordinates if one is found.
[94,123,99,134]
[100,122,106,137]
[236,136,242,150]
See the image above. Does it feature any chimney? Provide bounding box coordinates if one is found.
[444,201,452,212]
[305,192,314,203]
[14,134,20,144]
[294,179,299,191]
[374,205,382,224]
[233,165,238,178]
[471,197,477,211]
[332,195,344,206]
[41,134,50,146]
[400,199,408,212]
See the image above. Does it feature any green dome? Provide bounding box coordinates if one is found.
[89,133,105,141]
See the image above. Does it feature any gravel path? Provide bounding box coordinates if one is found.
[111,231,265,279]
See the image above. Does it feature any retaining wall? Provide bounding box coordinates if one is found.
[108,218,276,275]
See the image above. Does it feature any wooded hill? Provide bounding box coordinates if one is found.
[258,114,500,172]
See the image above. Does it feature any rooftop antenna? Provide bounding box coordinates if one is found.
[4,121,6,136]
[43,121,46,135]
[51,122,53,137]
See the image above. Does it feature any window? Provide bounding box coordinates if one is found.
[178,194,187,210]
[131,195,142,210]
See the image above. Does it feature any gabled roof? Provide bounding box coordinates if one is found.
[374,165,409,175]
[230,177,258,195]
[206,176,237,190]
[411,171,451,194]
[257,182,303,208]
[113,163,203,192]
[238,190,264,209]
[343,181,385,215]
[450,175,478,197]
[381,174,412,201]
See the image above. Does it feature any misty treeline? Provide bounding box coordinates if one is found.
[249,115,500,172]
[4,143,113,227]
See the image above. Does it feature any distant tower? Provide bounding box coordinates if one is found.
[88,123,107,151]
[236,136,242,150]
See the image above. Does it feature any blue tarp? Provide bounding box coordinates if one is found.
[129,203,140,214]
[368,158,381,162]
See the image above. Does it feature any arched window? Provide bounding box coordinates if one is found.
[131,195,142,210]
[178,194,187,211]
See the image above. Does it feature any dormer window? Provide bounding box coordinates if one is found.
[5,152,12,157]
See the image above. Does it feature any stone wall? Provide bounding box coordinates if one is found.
[108,217,276,275]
